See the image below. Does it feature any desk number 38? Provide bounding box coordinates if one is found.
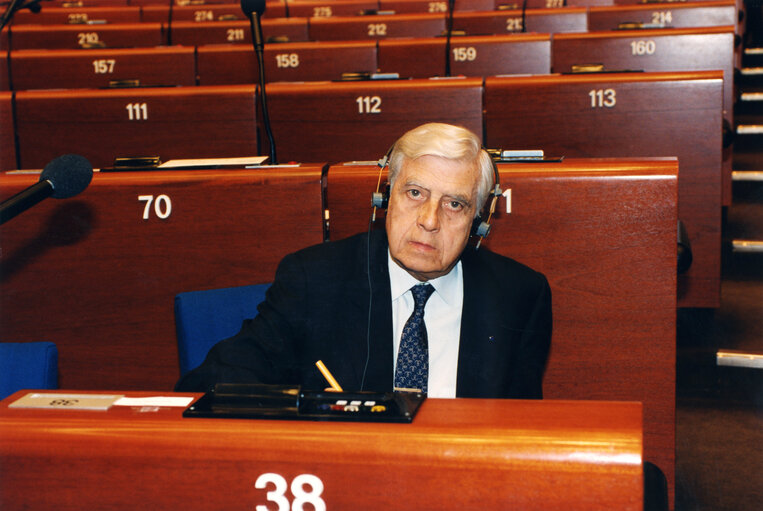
[255,473,326,511]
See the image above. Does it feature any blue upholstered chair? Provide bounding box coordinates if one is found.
[174,283,271,376]
[0,342,59,400]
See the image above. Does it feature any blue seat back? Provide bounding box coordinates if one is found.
[174,283,270,376]
[0,342,58,400]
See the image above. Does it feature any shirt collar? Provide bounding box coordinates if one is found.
[387,250,462,306]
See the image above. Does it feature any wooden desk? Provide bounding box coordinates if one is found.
[0,166,326,390]
[8,22,167,50]
[14,85,259,169]
[377,33,551,78]
[379,0,496,12]
[170,18,310,45]
[552,26,736,205]
[0,391,643,510]
[325,158,677,501]
[264,78,483,162]
[287,0,379,18]
[9,46,197,90]
[308,12,447,40]
[484,71,722,308]
[196,41,378,85]
[453,7,588,35]
[0,92,15,172]
[587,1,739,31]
[11,6,142,25]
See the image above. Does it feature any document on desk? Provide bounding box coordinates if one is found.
[8,392,124,410]
[113,396,194,407]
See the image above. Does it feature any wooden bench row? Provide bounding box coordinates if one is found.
[1,24,736,89]
[0,158,678,502]
[0,70,724,308]
[2,1,740,51]
[10,0,740,28]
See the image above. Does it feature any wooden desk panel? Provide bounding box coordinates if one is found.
[0,166,325,390]
[170,18,310,45]
[552,26,735,205]
[324,158,676,503]
[484,71,722,308]
[0,392,643,511]
[308,13,446,40]
[453,7,588,35]
[11,6,142,25]
[287,0,379,17]
[197,41,377,85]
[0,92,16,172]
[10,46,196,90]
[524,0,614,6]
[8,22,167,50]
[378,33,551,78]
[587,1,738,31]
[264,78,483,162]
[14,85,259,169]
[0,52,8,90]
[380,0,496,12]
[170,4,250,22]
[140,3,288,22]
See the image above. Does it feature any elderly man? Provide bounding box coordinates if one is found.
[176,123,552,398]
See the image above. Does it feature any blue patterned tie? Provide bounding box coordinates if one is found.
[394,283,435,393]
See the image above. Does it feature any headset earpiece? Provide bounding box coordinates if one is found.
[371,146,394,220]
[472,151,502,249]
[372,183,390,209]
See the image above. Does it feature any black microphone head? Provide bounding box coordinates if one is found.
[240,0,266,17]
[40,154,93,199]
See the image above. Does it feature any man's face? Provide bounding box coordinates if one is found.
[385,155,480,281]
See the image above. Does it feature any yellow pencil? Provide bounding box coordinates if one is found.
[315,360,343,392]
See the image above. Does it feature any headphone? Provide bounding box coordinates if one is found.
[371,145,502,249]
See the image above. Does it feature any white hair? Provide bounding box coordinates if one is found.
[388,123,494,213]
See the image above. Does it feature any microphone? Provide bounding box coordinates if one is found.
[240,0,277,164]
[444,0,456,76]
[0,154,93,225]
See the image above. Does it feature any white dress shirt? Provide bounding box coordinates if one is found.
[388,252,463,398]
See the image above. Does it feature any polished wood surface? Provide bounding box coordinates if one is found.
[197,41,378,85]
[0,391,643,510]
[287,0,379,17]
[0,92,15,172]
[325,158,677,500]
[308,12,446,40]
[380,0,496,12]
[8,22,167,50]
[14,85,259,169]
[377,33,551,78]
[587,1,738,31]
[11,6,142,24]
[264,78,483,162]
[9,46,197,90]
[484,71,722,308]
[552,26,736,205]
[453,7,589,34]
[0,166,326,390]
[171,18,310,46]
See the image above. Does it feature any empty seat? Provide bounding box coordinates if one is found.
[0,342,58,400]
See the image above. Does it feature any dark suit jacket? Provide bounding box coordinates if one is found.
[176,230,552,398]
